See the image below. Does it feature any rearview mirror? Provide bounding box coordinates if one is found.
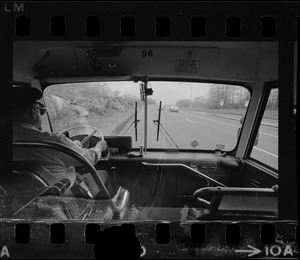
[140,83,145,101]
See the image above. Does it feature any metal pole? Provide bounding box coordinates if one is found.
[144,81,148,152]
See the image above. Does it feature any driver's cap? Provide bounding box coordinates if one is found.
[12,87,42,105]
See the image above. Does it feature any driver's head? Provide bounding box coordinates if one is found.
[12,87,46,129]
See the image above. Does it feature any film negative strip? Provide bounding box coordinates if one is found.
[0,1,298,259]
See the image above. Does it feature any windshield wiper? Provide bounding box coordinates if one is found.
[156,101,162,141]
[122,102,140,141]
[134,101,138,141]
[153,101,179,149]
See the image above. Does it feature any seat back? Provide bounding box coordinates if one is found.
[0,169,48,217]
[13,161,58,186]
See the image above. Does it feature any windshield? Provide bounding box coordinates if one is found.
[44,81,250,151]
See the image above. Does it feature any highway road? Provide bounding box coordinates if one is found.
[121,105,278,170]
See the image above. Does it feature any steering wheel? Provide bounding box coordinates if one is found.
[58,125,109,159]
[58,125,104,142]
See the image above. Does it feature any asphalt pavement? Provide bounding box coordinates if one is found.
[214,114,278,128]
[121,106,278,170]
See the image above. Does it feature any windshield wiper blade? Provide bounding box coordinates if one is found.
[134,101,138,142]
[156,101,162,141]
[157,123,180,149]
[122,101,140,141]
[153,123,173,146]
[153,102,179,149]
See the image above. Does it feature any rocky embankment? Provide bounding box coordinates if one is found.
[44,94,128,120]
[43,93,137,134]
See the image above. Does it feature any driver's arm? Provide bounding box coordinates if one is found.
[56,133,103,166]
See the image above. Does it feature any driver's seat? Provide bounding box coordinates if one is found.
[12,141,130,220]
[0,161,71,219]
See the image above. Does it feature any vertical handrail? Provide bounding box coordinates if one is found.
[144,81,148,152]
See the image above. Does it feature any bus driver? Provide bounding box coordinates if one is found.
[12,87,114,199]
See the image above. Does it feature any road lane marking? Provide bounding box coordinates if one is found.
[185,119,196,124]
[253,147,278,157]
[200,117,239,128]
[181,111,239,127]
[182,111,279,137]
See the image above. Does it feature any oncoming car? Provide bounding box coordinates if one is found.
[169,105,179,112]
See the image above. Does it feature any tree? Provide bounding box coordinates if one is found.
[205,84,250,109]
[176,99,191,107]
[113,90,121,97]
[193,96,207,107]
[207,85,221,108]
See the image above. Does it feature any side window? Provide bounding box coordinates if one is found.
[250,88,278,170]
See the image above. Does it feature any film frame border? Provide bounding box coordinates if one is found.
[0,220,298,258]
[0,1,298,259]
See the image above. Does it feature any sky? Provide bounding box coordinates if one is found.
[108,81,211,105]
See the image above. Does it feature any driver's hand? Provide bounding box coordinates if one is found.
[95,140,107,152]
[73,140,83,148]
